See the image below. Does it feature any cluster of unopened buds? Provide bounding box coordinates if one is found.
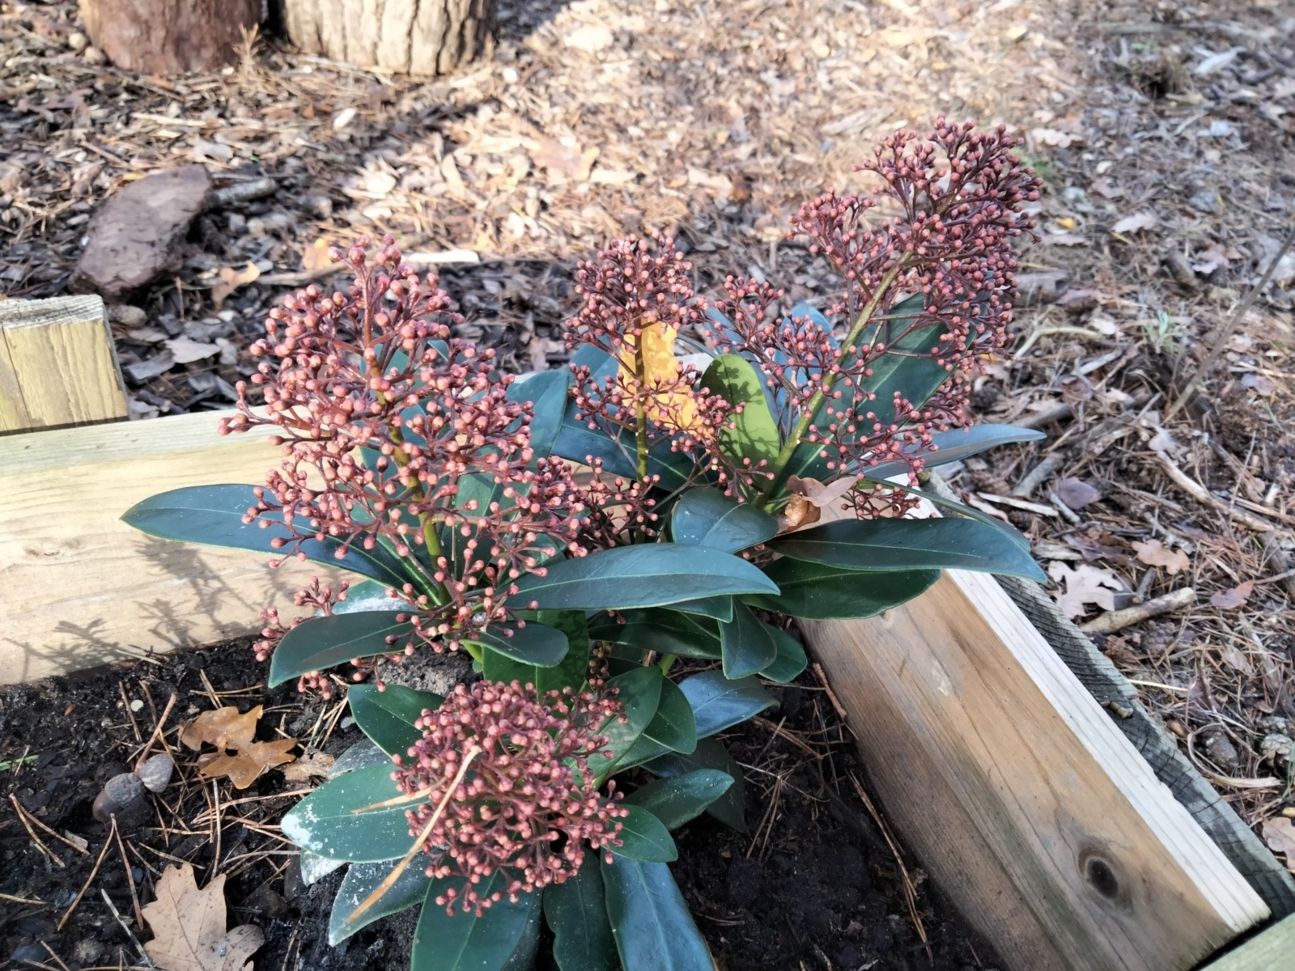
[392,680,627,916]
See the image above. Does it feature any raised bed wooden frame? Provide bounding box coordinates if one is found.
[2,298,1292,971]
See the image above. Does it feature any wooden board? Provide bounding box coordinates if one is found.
[803,551,1270,971]
[0,295,128,432]
[1202,913,1295,970]
[0,411,342,684]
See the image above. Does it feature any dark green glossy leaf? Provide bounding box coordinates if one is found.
[670,597,735,622]
[601,858,712,971]
[700,353,781,465]
[507,368,571,463]
[611,805,677,862]
[862,424,1045,480]
[860,476,1033,549]
[590,610,722,661]
[624,770,734,830]
[122,484,409,585]
[482,610,592,695]
[328,857,431,945]
[749,561,938,619]
[347,683,442,758]
[627,677,697,767]
[544,861,618,971]
[299,851,346,886]
[589,667,662,783]
[769,517,1045,581]
[719,603,779,680]
[412,876,541,971]
[645,738,747,832]
[678,671,775,737]
[671,488,778,554]
[510,544,778,611]
[280,762,412,863]
[464,621,570,668]
[269,611,412,688]
[758,625,808,684]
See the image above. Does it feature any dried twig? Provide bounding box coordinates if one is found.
[1080,588,1196,634]
[1152,450,1282,533]
[1010,452,1064,498]
[849,774,931,960]
[58,817,118,932]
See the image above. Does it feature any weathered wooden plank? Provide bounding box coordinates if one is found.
[803,548,1270,971]
[0,295,128,432]
[0,411,342,684]
[1202,913,1295,970]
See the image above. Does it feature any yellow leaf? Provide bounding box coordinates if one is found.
[617,323,706,434]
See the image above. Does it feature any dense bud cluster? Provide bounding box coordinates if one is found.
[392,680,627,916]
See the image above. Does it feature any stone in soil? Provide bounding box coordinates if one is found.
[73,166,211,298]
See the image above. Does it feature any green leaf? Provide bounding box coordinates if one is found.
[758,625,808,684]
[860,476,1033,549]
[589,667,663,783]
[700,353,781,465]
[590,610,722,660]
[612,805,678,862]
[328,857,431,945]
[645,738,747,832]
[769,517,1045,581]
[749,560,938,619]
[670,597,734,622]
[624,770,734,830]
[601,858,712,971]
[280,762,412,863]
[299,851,346,886]
[347,684,442,758]
[544,862,618,971]
[482,610,592,695]
[269,611,412,688]
[464,621,570,668]
[510,544,778,611]
[862,424,1045,480]
[679,671,776,737]
[412,876,541,971]
[719,603,779,680]
[122,484,409,586]
[671,488,778,553]
[507,367,571,463]
[639,677,697,756]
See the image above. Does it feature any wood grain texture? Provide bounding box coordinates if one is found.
[1202,913,1295,970]
[0,411,342,684]
[78,0,262,74]
[803,518,1269,971]
[0,296,127,433]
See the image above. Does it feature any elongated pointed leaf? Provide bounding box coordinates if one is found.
[589,667,663,783]
[122,484,410,585]
[670,596,735,622]
[544,862,618,971]
[280,762,412,863]
[700,354,781,465]
[465,621,570,667]
[861,424,1045,480]
[769,517,1044,581]
[507,367,571,462]
[412,876,541,971]
[482,610,592,695]
[347,684,442,758]
[645,738,747,832]
[719,602,779,679]
[749,562,938,619]
[601,858,712,971]
[269,611,413,687]
[758,625,808,683]
[678,671,775,738]
[671,488,778,553]
[625,770,734,830]
[860,476,1033,549]
[510,544,777,611]
[590,610,721,661]
[611,805,678,862]
[626,677,697,767]
[328,857,431,944]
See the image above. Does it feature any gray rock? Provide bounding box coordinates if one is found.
[74,166,211,298]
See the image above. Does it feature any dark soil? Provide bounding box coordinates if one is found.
[1,642,997,971]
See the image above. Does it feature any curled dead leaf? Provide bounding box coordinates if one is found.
[1132,538,1191,576]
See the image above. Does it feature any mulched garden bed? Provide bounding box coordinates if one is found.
[1,645,997,970]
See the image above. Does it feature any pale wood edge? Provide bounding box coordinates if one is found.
[1200,913,1295,970]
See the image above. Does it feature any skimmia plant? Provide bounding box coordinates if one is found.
[124,118,1043,970]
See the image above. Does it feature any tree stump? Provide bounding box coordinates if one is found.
[78,0,263,74]
[276,0,497,75]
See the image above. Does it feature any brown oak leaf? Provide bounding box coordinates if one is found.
[1209,581,1255,610]
[1132,538,1191,575]
[180,705,297,790]
[1047,562,1122,620]
[1262,818,1295,874]
[142,864,264,971]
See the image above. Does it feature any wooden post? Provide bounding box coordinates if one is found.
[1203,913,1295,970]
[78,0,263,74]
[0,295,128,433]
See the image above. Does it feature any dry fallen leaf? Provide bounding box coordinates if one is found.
[280,750,335,783]
[1047,562,1122,619]
[180,705,297,790]
[1055,477,1102,510]
[301,237,334,273]
[1112,211,1158,234]
[142,864,264,971]
[787,475,859,508]
[165,336,221,364]
[1209,581,1255,610]
[1132,538,1191,576]
[776,494,822,533]
[210,261,261,309]
[1261,818,1295,874]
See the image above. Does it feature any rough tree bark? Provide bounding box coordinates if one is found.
[276,0,497,76]
[78,0,263,74]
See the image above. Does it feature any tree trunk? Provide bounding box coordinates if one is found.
[276,0,496,76]
[78,0,263,74]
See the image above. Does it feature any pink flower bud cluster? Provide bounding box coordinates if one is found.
[253,577,357,697]
[392,679,627,916]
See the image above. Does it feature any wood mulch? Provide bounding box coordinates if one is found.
[2,0,1292,889]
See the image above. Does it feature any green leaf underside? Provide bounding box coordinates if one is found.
[700,354,782,467]
[122,484,409,586]
[510,544,778,611]
[624,770,735,830]
[544,862,618,971]
[749,561,939,620]
[671,488,779,554]
[645,738,748,832]
[590,610,722,660]
[328,857,431,945]
[464,621,570,668]
[588,667,663,783]
[482,610,592,695]
[347,684,443,758]
[758,626,809,683]
[612,805,678,862]
[719,603,780,680]
[412,875,541,971]
[280,762,412,863]
[269,611,412,688]
[678,671,776,738]
[861,424,1045,480]
[601,858,713,971]
[769,517,1046,581]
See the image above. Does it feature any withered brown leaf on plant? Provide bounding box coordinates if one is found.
[142,864,264,971]
[179,705,297,789]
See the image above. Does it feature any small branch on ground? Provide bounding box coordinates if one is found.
[1080,588,1195,634]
